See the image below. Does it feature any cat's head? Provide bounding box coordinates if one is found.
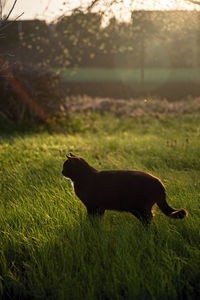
[62,153,91,180]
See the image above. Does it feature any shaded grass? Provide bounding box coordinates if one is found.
[61,68,200,83]
[0,113,200,299]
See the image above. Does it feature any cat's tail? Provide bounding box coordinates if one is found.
[156,190,188,219]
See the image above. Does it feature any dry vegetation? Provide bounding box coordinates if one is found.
[64,96,200,118]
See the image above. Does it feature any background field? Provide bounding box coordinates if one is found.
[1,104,200,299]
[62,68,200,83]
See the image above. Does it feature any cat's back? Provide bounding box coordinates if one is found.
[95,169,164,191]
[90,169,164,207]
[98,169,158,182]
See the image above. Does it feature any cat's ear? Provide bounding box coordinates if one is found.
[66,153,77,159]
[69,153,76,157]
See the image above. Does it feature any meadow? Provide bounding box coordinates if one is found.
[62,68,200,83]
[0,100,200,300]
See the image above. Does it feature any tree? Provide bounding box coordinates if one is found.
[0,0,23,32]
[185,0,200,4]
[0,0,24,77]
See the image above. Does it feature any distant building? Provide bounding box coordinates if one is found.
[0,19,49,46]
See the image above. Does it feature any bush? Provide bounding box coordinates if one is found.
[0,62,64,122]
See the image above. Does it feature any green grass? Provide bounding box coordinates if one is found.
[1,112,200,299]
[61,67,200,83]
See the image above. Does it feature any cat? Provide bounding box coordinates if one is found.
[62,153,188,225]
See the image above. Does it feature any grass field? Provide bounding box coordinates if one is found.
[1,107,200,299]
[61,68,200,83]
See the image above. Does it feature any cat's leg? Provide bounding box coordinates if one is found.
[131,209,153,226]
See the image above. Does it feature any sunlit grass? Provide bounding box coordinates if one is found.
[0,113,200,299]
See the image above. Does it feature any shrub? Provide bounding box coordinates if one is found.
[0,62,64,122]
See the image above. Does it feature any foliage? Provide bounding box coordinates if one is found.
[0,111,200,299]
[1,6,200,122]
[7,10,200,70]
[0,63,63,122]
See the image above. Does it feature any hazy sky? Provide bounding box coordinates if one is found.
[3,0,198,22]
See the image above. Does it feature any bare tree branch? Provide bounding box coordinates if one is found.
[0,0,24,32]
[42,0,52,16]
[87,0,122,11]
[3,0,18,22]
[0,0,2,22]
[87,0,100,11]
[185,0,200,5]
[0,12,24,32]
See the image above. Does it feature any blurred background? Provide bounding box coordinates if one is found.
[1,0,200,123]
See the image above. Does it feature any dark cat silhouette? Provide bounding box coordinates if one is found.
[62,153,188,225]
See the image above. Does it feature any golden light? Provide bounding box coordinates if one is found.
[103,0,199,24]
[123,0,198,10]
[3,0,199,22]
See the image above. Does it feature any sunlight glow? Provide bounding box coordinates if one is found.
[103,0,199,24]
[129,0,196,10]
[3,0,200,22]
